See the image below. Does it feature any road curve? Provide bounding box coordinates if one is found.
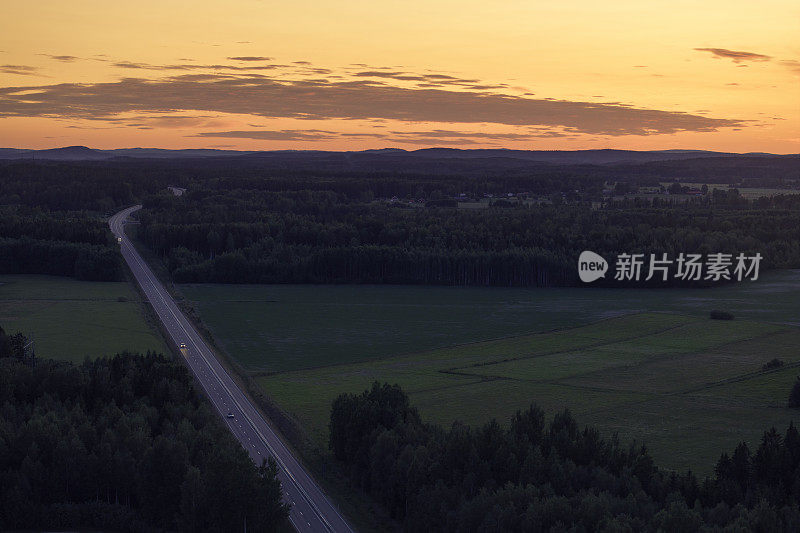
[110,205,354,533]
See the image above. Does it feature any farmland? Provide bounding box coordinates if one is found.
[179,269,800,373]
[0,275,167,362]
[181,270,800,474]
[256,313,799,475]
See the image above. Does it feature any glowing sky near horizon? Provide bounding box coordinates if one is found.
[0,0,798,152]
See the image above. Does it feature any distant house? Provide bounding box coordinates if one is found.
[639,186,661,195]
[167,186,187,197]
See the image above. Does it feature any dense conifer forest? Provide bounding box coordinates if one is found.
[0,344,289,532]
[1,155,798,286]
[331,382,800,532]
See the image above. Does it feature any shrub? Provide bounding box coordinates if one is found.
[710,310,734,320]
[789,378,800,408]
[763,358,785,371]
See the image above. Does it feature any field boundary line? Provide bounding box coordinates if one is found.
[439,316,700,378]
[680,359,800,395]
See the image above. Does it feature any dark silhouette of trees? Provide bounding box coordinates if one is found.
[331,381,800,531]
[763,358,785,371]
[3,156,800,286]
[138,188,800,287]
[0,206,121,280]
[0,350,289,532]
[789,378,800,408]
[0,325,29,360]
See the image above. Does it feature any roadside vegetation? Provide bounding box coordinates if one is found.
[0,348,289,532]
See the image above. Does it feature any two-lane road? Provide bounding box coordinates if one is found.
[110,206,354,533]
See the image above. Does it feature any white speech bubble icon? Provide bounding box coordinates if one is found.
[578,251,608,283]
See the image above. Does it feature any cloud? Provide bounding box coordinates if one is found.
[781,60,800,74]
[191,129,340,141]
[694,47,771,63]
[694,49,800,74]
[387,137,485,145]
[0,64,40,76]
[388,129,565,140]
[111,60,282,71]
[227,56,273,61]
[354,70,480,85]
[42,54,78,62]
[193,127,626,145]
[0,70,746,136]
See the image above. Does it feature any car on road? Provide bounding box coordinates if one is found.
[226,412,235,418]
[179,342,186,349]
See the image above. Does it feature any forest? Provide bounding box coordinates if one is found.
[0,344,289,532]
[138,189,800,287]
[330,382,800,532]
[0,206,121,280]
[1,156,798,286]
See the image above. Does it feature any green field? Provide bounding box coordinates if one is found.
[177,270,800,474]
[0,275,167,362]
[179,270,800,373]
[254,313,800,474]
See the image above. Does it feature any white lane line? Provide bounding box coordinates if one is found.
[117,218,341,533]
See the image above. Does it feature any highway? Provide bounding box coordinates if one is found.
[110,205,354,533]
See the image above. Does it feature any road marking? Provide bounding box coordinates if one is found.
[113,207,349,533]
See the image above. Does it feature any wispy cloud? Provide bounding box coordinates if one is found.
[781,60,800,74]
[387,129,563,140]
[41,54,78,62]
[191,129,341,141]
[111,60,282,71]
[694,48,771,63]
[353,70,492,89]
[0,64,40,76]
[227,56,273,61]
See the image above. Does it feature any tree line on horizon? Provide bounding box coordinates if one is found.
[1,158,800,286]
[138,186,800,287]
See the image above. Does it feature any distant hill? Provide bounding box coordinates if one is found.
[0,146,256,160]
[0,145,795,164]
[0,145,108,161]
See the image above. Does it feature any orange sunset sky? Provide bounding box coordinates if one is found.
[1,0,798,153]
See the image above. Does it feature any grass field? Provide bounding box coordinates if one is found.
[179,269,800,373]
[179,270,800,475]
[255,313,800,474]
[0,275,167,362]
